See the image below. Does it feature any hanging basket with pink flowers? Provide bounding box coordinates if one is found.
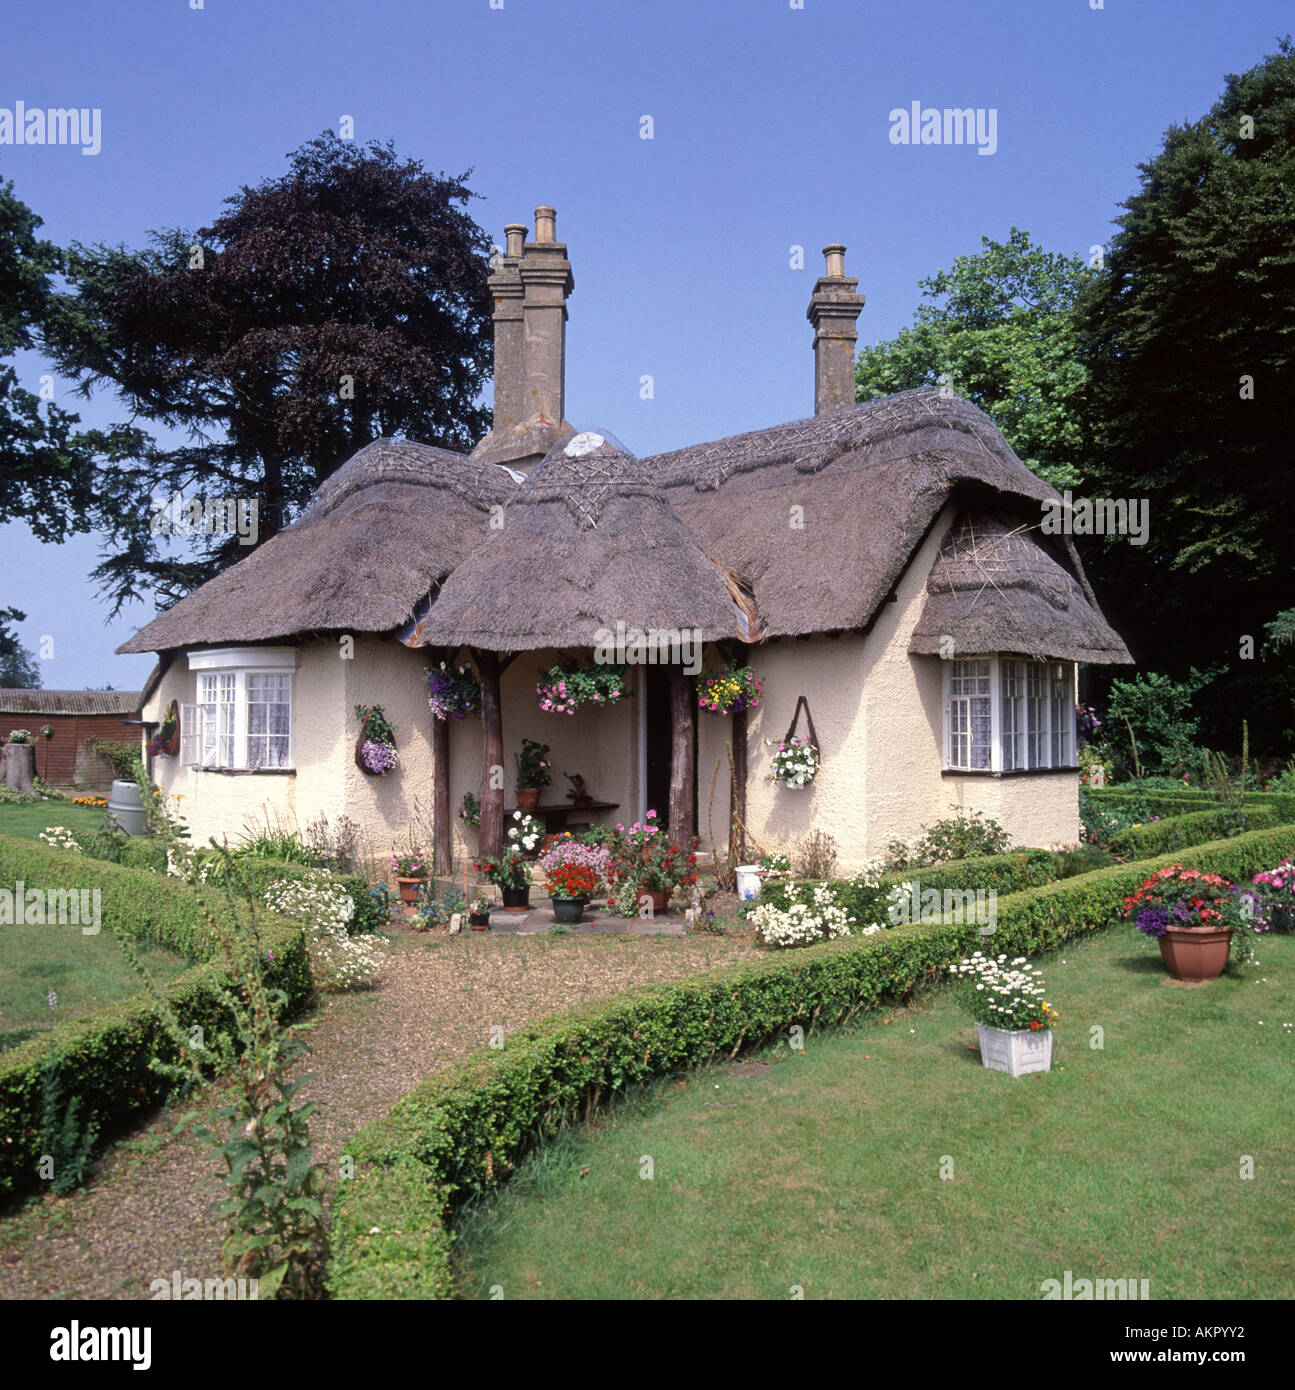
[536,660,631,715]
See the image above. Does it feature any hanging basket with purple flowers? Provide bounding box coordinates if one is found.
[355,704,399,775]
[426,662,481,721]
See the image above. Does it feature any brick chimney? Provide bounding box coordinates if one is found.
[473,206,575,470]
[806,244,865,415]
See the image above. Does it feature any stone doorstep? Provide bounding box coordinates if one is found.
[487,906,686,937]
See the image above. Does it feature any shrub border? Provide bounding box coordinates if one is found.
[327,822,1295,1300]
[0,835,311,1199]
[1106,805,1277,860]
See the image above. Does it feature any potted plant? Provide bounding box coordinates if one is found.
[766,735,819,788]
[468,895,492,931]
[1122,864,1236,981]
[426,662,481,722]
[356,705,399,775]
[390,845,428,904]
[565,772,594,807]
[1250,857,1295,932]
[756,852,791,881]
[536,661,630,715]
[475,852,533,909]
[546,861,603,924]
[697,662,762,716]
[615,811,698,914]
[505,809,545,857]
[951,952,1059,1077]
[537,836,612,894]
[147,701,181,757]
[418,887,466,933]
[515,738,552,812]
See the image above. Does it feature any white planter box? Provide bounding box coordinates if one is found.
[976,1023,1053,1077]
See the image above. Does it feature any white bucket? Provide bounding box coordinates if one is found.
[735,865,762,901]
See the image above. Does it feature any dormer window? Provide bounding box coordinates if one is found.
[180,647,296,771]
[943,656,1075,773]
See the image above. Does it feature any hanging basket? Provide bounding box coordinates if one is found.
[148,700,181,758]
[767,695,821,788]
[355,732,398,776]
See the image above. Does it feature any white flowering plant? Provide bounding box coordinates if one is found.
[749,882,854,948]
[39,826,83,854]
[950,952,1058,1032]
[766,735,819,788]
[506,810,545,855]
[265,874,386,992]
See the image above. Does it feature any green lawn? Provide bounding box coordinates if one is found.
[0,923,191,1049]
[0,802,108,841]
[454,927,1295,1300]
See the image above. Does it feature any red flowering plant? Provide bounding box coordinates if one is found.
[474,852,531,893]
[545,862,603,901]
[1120,864,1233,939]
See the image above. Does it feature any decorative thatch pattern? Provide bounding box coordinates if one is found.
[411,432,748,650]
[908,511,1133,664]
[117,439,516,653]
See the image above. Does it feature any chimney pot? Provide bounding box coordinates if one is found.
[505,223,527,259]
[534,206,557,244]
[807,242,865,415]
[823,244,847,278]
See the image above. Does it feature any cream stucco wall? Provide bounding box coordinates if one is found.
[141,507,1080,877]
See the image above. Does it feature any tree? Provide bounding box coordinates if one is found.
[0,606,41,688]
[855,228,1095,489]
[48,132,495,612]
[1076,40,1295,751]
[0,180,101,543]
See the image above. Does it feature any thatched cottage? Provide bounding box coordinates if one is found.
[121,208,1130,875]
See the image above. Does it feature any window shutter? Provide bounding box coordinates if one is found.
[178,704,198,766]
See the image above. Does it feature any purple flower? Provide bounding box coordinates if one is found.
[1135,906,1169,938]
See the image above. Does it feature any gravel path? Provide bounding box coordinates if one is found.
[0,927,758,1300]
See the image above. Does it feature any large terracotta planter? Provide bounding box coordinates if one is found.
[395,876,426,905]
[638,887,670,915]
[1158,925,1233,982]
[516,788,540,813]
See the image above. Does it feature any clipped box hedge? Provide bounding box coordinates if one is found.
[327,822,1295,1300]
[0,835,311,1199]
[1107,805,1278,860]
[1086,787,1295,823]
[201,856,384,934]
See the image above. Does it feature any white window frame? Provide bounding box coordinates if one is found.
[942,654,1076,773]
[181,647,297,771]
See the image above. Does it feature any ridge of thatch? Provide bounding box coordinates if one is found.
[908,511,1133,665]
[411,431,747,651]
[643,388,1068,640]
[117,439,517,654]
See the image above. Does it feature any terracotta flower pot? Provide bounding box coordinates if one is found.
[395,876,425,905]
[1158,924,1233,982]
[516,788,541,813]
[638,887,670,914]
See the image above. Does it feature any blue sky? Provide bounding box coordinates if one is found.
[1,0,1288,689]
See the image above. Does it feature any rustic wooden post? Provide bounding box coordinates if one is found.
[476,648,505,860]
[731,707,748,862]
[668,666,695,840]
[430,647,451,877]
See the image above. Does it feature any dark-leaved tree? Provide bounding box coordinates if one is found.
[48,131,494,613]
[1076,39,1295,751]
[0,606,40,688]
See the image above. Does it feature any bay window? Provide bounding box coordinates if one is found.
[181,648,296,771]
[943,656,1075,773]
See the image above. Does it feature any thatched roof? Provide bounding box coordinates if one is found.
[117,439,516,654]
[410,431,748,650]
[645,388,1069,639]
[908,511,1132,664]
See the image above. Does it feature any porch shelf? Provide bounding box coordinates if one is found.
[525,800,620,832]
